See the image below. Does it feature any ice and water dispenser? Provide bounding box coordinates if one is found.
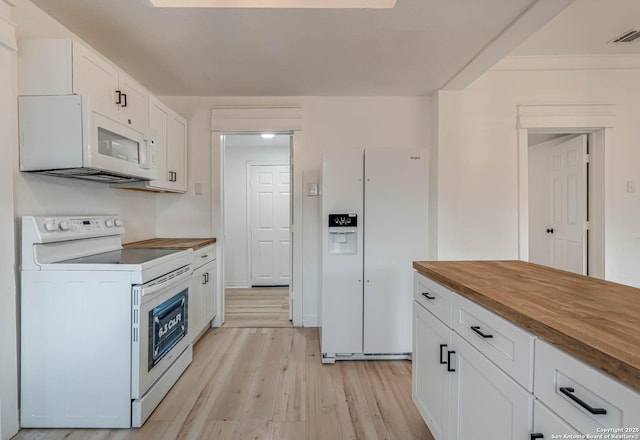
[328,214,358,254]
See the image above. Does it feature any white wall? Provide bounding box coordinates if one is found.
[224,140,290,287]
[13,0,158,243]
[158,96,432,325]
[435,60,640,287]
[0,1,19,437]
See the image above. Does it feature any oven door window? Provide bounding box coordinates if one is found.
[148,288,188,371]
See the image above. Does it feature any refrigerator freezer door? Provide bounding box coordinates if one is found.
[321,148,364,356]
[363,148,428,354]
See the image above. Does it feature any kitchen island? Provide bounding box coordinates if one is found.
[412,260,640,439]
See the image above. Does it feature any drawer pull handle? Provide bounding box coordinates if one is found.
[201,254,209,258]
[471,326,494,338]
[531,434,544,440]
[559,387,607,415]
[421,292,435,300]
[447,350,456,372]
[439,344,447,364]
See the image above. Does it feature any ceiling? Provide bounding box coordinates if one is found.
[513,0,640,56]
[24,0,550,96]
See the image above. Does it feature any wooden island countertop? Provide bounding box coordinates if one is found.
[124,237,216,250]
[413,260,640,392]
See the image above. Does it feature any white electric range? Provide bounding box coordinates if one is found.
[20,215,194,428]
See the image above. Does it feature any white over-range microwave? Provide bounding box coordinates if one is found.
[19,95,157,183]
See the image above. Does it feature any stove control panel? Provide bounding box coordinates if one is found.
[24,215,125,244]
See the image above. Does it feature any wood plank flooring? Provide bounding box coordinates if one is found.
[12,328,433,440]
[224,287,292,328]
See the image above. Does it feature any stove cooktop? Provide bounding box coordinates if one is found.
[58,248,184,265]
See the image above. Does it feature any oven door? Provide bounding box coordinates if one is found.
[131,266,192,399]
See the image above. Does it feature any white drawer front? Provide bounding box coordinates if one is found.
[452,294,534,391]
[414,272,452,326]
[533,400,581,437]
[193,244,216,268]
[534,339,640,434]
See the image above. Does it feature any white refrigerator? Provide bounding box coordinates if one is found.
[320,148,428,363]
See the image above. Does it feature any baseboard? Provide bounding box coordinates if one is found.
[303,316,320,327]
[224,281,250,289]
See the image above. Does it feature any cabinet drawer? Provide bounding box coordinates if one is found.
[533,400,581,437]
[534,339,640,433]
[193,244,215,268]
[452,293,534,391]
[414,272,452,326]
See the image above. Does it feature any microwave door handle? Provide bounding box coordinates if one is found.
[140,138,155,170]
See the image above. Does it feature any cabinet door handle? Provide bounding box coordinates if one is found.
[559,387,607,415]
[471,326,494,339]
[531,434,544,440]
[421,292,435,300]
[439,344,447,364]
[447,350,456,372]
[122,93,128,107]
[115,90,122,105]
[202,273,207,284]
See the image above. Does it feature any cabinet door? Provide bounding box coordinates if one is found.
[202,260,216,324]
[149,97,169,188]
[532,400,580,439]
[166,113,187,192]
[450,332,532,440]
[190,265,205,341]
[413,302,452,440]
[118,72,149,132]
[72,41,119,120]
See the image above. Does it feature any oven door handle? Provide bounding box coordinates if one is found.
[140,268,193,298]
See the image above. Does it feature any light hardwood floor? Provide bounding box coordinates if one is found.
[12,328,433,440]
[224,287,293,328]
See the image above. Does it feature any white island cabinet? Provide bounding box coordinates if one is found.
[413,268,640,440]
[412,272,532,440]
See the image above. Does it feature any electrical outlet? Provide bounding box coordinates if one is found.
[627,181,635,193]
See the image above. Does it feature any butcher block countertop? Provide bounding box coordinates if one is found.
[413,260,640,392]
[124,237,216,250]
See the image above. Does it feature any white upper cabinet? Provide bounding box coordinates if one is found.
[166,110,187,192]
[116,96,187,193]
[19,39,149,133]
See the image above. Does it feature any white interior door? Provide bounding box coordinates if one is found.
[549,134,588,274]
[250,165,290,286]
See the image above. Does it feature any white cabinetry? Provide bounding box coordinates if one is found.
[532,400,580,438]
[413,302,452,440]
[190,245,216,342]
[114,97,188,192]
[449,332,532,440]
[19,39,149,132]
[413,271,640,440]
[413,272,532,440]
[149,96,187,192]
[534,339,640,437]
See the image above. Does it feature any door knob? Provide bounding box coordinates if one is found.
[546,228,554,234]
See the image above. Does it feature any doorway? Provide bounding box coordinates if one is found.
[524,129,604,277]
[221,133,293,327]
[528,133,587,274]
